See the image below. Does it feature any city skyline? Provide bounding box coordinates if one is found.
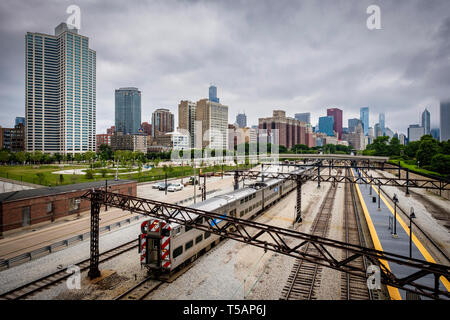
[0,1,449,136]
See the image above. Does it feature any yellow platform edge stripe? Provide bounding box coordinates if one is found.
[351,170,402,300]
[371,184,450,292]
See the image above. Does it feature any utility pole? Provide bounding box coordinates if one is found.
[193,161,197,204]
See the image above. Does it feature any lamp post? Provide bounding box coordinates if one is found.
[409,207,416,259]
[377,182,381,210]
[392,194,399,237]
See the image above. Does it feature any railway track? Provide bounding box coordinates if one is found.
[341,170,374,300]
[114,277,164,300]
[280,175,339,300]
[363,169,450,264]
[0,239,138,300]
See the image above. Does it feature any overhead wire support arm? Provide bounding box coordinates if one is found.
[81,189,450,299]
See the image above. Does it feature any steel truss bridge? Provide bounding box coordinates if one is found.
[81,161,450,300]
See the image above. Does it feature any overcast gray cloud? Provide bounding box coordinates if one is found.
[0,0,449,135]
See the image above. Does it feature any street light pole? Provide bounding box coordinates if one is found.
[409,207,416,259]
[393,194,398,237]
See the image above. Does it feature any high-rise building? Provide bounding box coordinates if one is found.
[360,107,369,136]
[208,85,219,103]
[379,113,385,136]
[25,22,96,154]
[141,122,152,136]
[196,98,228,149]
[318,116,334,136]
[399,133,407,145]
[348,118,362,133]
[178,100,197,148]
[385,127,394,139]
[0,123,25,152]
[440,101,449,142]
[236,113,247,128]
[408,124,425,142]
[327,108,343,139]
[15,117,25,126]
[115,87,141,135]
[374,123,382,138]
[96,133,112,151]
[431,128,440,141]
[258,110,311,149]
[294,113,311,124]
[106,126,115,135]
[152,108,174,137]
[421,108,430,135]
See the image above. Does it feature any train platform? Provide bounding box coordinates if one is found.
[352,169,450,300]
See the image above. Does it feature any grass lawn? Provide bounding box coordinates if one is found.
[388,160,444,178]
[0,163,253,187]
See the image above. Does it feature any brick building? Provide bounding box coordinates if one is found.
[0,180,136,234]
[258,110,310,149]
[96,133,112,151]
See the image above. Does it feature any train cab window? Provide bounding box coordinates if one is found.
[185,240,194,250]
[185,225,193,232]
[173,246,183,258]
[197,217,204,224]
[204,232,211,239]
[175,227,181,235]
[240,199,244,204]
[195,235,203,244]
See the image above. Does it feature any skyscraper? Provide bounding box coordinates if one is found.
[348,118,362,133]
[318,116,334,136]
[360,107,369,136]
[408,124,424,142]
[178,100,197,148]
[441,101,450,141]
[208,85,219,103]
[327,108,343,139]
[236,113,247,128]
[15,117,25,126]
[379,113,385,136]
[152,108,174,137]
[115,87,141,135]
[421,108,430,135]
[294,113,311,124]
[196,98,228,150]
[25,22,96,154]
[431,128,440,141]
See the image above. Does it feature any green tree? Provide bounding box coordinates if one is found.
[365,136,389,156]
[15,151,27,165]
[430,154,450,175]
[404,141,420,159]
[32,151,43,164]
[0,150,10,163]
[416,137,440,166]
[54,153,63,164]
[98,144,113,160]
[388,137,402,157]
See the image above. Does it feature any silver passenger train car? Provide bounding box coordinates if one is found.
[138,166,307,275]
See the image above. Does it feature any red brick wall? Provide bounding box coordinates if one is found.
[0,182,137,233]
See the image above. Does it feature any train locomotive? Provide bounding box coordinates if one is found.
[138,165,309,276]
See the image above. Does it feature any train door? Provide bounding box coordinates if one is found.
[279,184,283,197]
[22,206,30,226]
[146,236,161,269]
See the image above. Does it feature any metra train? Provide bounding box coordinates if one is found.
[138,165,311,275]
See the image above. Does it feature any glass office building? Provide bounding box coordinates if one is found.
[25,22,96,154]
[360,107,369,136]
[115,87,142,135]
[318,116,334,136]
[379,113,385,136]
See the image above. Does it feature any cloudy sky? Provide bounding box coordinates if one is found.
[0,0,449,135]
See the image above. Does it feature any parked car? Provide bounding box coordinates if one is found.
[167,183,184,192]
[152,182,166,189]
[158,183,172,191]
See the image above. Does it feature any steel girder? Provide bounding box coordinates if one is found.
[81,190,449,299]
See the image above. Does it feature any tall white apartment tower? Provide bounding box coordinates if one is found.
[25,22,96,154]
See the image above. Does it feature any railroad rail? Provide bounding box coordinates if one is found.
[81,188,450,299]
[281,174,338,299]
[341,170,375,300]
[361,169,450,264]
[0,240,138,300]
[114,277,163,300]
